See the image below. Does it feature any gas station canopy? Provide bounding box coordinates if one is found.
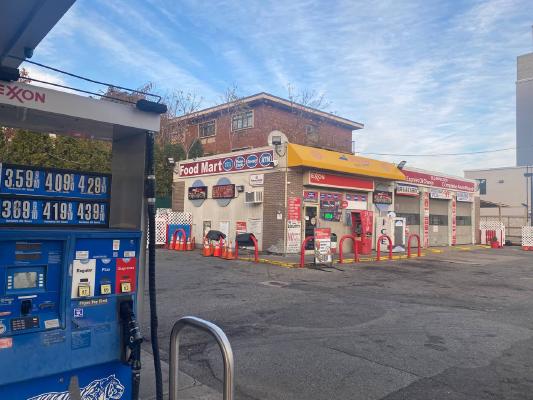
[0,0,75,69]
[287,143,406,181]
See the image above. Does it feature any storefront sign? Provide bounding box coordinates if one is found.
[303,190,319,202]
[456,191,474,202]
[423,192,429,248]
[307,171,374,191]
[373,191,393,205]
[287,197,302,221]
[179,150,274,177]
[396,183,420,197]
[188,186,207,200]
[430,188,453,200]
[286,220,302,253]
[236,221,247,234]
[314,228,332,264]
[451,196,457,245]
[249,174,264,186]
[403,169,475,192]
[212,184,235,199]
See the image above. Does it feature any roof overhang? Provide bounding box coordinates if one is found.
[287,143,405,181]
[172,92,364,131]
[0,80,160,139]
[0,0,75,68]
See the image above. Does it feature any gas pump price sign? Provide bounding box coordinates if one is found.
[0,196,108,226]
[0,164,110,226]
[0,163,111,200]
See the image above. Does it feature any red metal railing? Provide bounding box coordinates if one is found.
[376,234,392,261]
[234,235,258,263]
[338,234,359,264]
[300,236,315,268]
[407,234,421,258]
[170,228,187,250]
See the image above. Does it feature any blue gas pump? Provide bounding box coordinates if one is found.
[0,75,164,398]
[0,165,144,400]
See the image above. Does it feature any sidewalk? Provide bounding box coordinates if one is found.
[140,348,218,400]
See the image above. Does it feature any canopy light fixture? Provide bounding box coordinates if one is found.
[136,99,167,114]
[0,66,20,82]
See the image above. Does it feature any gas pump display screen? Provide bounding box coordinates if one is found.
[13,271,38,289]
[0,163,111,200]
[0,196,108,226]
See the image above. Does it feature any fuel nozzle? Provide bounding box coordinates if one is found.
[120,300,143,348]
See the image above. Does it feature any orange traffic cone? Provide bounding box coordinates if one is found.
[186,237,193,251]
[225,241,235,260]
[202,238,211,256]
[192,237,196,250]
[213,239,222,257]
[180,236,187,251]
[221,240,227,259]
[173,235,180,251]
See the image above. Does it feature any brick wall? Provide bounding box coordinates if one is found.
[173,102,354,156]
[172,181,185,212]
[262,171,287,253]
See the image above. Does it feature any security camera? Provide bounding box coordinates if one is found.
[269,160,279,167]
[272,136,283,145]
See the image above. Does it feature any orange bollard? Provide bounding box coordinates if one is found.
[202,238,211,256]
[221,240,228,258]
[225,241,235,260]
[213,239,222,257]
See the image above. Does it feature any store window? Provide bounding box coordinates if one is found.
[199,120,216,138]
[456,216,472,226]
[396,213,420,225]
[232,110,253,131]
[476,178,487,195]
[429,214,448,225]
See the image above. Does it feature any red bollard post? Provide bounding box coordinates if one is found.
[407,234,421,258]
[300,236,315,268]
[376,234,392,261]
[339,234,359,264]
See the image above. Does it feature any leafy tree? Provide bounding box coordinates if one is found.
[154,143,185,198]
[188,139,204,159]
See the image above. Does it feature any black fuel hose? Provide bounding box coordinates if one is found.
[146,131,163,400]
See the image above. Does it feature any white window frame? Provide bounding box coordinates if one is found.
[198,120,216,138]
[231,110,254,131]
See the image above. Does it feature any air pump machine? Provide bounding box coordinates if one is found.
[0,80,163,399]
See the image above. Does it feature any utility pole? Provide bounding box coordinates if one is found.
[526,168,533,226]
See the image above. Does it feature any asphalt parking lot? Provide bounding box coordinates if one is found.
[142,247,533,400]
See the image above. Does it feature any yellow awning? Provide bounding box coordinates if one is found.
[287,143,405,181]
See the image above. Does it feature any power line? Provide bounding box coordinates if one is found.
[8,55,162,102]
[359,146,517,157]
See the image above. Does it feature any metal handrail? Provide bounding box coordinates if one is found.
[169,316,235,400]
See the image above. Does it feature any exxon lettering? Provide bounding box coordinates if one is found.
[0,84,46,104]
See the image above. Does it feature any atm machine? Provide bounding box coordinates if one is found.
[350,210,373,255]
[0,78,163,399]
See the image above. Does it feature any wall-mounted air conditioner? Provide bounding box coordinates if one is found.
[245,190,263,204]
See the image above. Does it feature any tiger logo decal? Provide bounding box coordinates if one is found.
[28,374,125,400]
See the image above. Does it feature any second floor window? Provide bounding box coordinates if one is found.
[232,110,253,131]
[199,120,216,138]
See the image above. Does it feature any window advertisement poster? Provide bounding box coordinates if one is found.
[188,186,208,200]
[423,192,430,248]
[457,191,474,202]
[236,221,247,234]
[303,190,319,203]
[203,220,211,237]
[314,227,332,264]
[451,196,457,245]
[430,188,453,200]
[373,191,393,205]
[288,197,302,221]
[212,184,235,199]
[286,220,302,253]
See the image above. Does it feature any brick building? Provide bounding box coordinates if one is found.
[169,92,363,156]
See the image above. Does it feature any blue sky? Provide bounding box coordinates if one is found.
[26,0,533,175]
